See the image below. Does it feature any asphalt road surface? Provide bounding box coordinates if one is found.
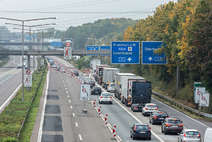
[40,64,114,142]
[39,57,212,142]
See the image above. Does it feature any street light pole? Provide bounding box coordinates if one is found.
[0,17,56,102]
[21,21,25,102]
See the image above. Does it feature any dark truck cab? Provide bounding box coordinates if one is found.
[127,79,152,107]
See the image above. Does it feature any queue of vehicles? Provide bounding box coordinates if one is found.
[48,58,210,142]
[91,63,207,141]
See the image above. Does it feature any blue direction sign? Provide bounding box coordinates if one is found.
[50,41,63,47]
[142,41,167,64]
[86,45,99,51]
[111,41,140,64]
[86,45,99,56]
[100,46,110,50]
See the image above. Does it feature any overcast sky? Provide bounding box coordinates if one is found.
[0,0,177,31]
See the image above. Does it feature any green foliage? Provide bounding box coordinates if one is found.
[65,18,136,49]
[123,0,212,112]
[0,66,47,141]
[75,57,91,69]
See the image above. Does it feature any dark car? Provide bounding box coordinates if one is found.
[149,111,168,125]
[130,123,151,140]
[73,70,79,76]
[89,80,96,88]
[91,87,102,95]
[161,117,183,134]
[131,104,143,112]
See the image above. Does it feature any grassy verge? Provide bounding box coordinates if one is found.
[0,65,47,142]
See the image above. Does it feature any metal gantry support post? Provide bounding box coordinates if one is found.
[21,21,25,102]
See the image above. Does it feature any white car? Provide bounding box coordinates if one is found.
[178,129,201,142]
[99,92,113,104]
[142,103,158,116]
[107,83,115,93]
[204,128,212,142]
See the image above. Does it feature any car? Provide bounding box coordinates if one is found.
[130,123,151,140]
[89,80,96,88]
[131,104,143,112]
[142,103,158,116]
[178,129,201,142]
[161,117,183,134]
[99,92,113,104]
[107,83,115,93]
[73,70,79,76]
[56,66,61,71]
[91,87,102,95]
[149,111,168,125]
[204,128,212,142]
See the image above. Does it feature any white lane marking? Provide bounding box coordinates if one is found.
[70,106,73,109]
[72,113,75,117]
[67,95,70,98]
[78,134,83,141]
[152,98,209,128]
[37,70,50,142]
[0,83,22,113]
[113,98,165,142]
[65,88,68,90]
[66,90,69,94]
[68,99,71,103]
[75,122,79,127]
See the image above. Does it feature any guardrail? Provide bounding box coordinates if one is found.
[152,91,212,119]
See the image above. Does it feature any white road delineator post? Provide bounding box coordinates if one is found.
[112,124,117,138]
[104,113,108,125]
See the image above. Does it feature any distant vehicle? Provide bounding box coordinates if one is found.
[91,87,102,95]
[51,64,57,68]
[102,67,119,89]
[99,92,113,104]
[204,128,212,142]
[73,70,79,76]
[16,65,22,69]
[131,104,143,112]
[107,83,115,93]
[161,117,183,134]
[56,66,60,71]
[61,67,65,73]
[130,123,151,140]
[149,111,168,124]
[142,103,158,116]
[96,64,109,85]
[89,80,96,88]
[178,129,201,142]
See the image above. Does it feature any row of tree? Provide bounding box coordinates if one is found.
[123,0,212,111]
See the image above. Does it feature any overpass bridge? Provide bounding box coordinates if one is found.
[0,49,110,56]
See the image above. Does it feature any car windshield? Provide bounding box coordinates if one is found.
[186,131,200,136]
[156,112,168,117]
[168,119,181,124]
[110,84,115,87]
[146,104,157,108]
[102,93,111,97]
[135,125,149,131]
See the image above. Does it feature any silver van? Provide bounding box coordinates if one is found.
[204,128,212,142]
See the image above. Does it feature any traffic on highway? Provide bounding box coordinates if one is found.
[43,57,212,142]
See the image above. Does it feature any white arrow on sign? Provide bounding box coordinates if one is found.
[148,57,152,61]
[128,57,132,62]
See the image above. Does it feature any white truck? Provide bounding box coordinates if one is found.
[114,73,135,100]
[90,59,101,72]
[102,67,120,90]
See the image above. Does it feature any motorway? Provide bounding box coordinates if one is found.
[37,57,212,142]
[38,58,114,142]
[0,56,22,112]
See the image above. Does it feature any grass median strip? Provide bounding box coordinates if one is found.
[0,66,47,142]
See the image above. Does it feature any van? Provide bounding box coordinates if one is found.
[204,128,212,142]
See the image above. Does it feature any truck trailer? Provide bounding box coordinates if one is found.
[102,67,120,89]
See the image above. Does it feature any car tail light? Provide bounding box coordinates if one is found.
[153,116,158,119]
[197,133,201,138]
[155,107,158,110]
[110,96,112,99]
[184,133,186,137]
[178,124,184,127]
[145,107,148,110]
[133,126,136,131]
[148,126,151,130]
[100,96,103,98]
[165,123,171,127]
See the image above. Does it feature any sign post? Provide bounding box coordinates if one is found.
[80,84,90,113]
[111,41,140,64]
[24,69,32,88]
[64,40,72,60]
